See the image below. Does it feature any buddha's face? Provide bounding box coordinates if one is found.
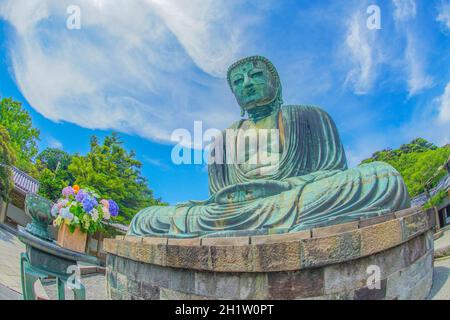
[229,60,278,111]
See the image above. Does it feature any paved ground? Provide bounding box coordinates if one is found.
[0,226,24,294]
[0,225,106,300]
[435,227,450,251]
[0,282,21,300]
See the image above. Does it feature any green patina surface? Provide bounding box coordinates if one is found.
[129,56,411,238]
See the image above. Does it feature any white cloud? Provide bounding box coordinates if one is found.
[344,11,376,95]
[46,136,63,150]
[437,83,450,123]
[143,156,170,170]
[437,2,450,30]
[392,0,417,21]
[0,0,270,144]
[404,32,434,96]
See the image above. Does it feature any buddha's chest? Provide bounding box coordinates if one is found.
[235,117,282,177]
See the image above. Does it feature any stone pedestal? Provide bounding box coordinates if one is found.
[103,207,435,300]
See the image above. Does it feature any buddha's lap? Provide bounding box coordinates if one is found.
[133,161,400,221]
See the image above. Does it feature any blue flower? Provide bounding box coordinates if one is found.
[108,200,119,217]
[82,196,98,213]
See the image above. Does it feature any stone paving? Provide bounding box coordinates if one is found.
[0,226,24,294]
[435,227,450,251]
[428,257,450,300]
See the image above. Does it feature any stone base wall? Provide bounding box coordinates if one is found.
[104,207,435,300]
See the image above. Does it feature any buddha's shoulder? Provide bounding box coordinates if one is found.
[281,105,330,116]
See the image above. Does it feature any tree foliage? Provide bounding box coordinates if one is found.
[361,138,450,197]
[36,148,74,201]
[68,133,165,223]
[0,125,16,201]
[0,97,40,175]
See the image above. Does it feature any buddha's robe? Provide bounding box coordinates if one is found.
[129,105,410,238]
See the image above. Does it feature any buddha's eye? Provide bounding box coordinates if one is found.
[233,78,244,86]
[250,71,263,78]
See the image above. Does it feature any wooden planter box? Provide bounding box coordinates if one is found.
[57,224,88,254]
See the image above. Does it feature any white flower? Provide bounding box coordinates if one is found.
[90,208,99,222]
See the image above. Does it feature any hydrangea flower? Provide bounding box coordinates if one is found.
[62,186,75,198]
[90,208,99,222]
[51,204,59,217]
[100,199,109,209]
[108,200,119,217]
[76,189,88,203]
[60,207,73,221]
[57,199,69,210]
[82,196,98,213]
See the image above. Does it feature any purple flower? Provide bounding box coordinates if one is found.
[76,190,88,203]
[82,196,98,213]
[62,186,74,198]
[108,200,119,217]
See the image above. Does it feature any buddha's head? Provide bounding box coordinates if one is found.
[227,56,282,117]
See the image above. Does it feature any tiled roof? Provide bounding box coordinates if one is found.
[411,173,450,207]
[11,166,40,194]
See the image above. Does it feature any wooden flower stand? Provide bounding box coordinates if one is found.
[57,224,88,254]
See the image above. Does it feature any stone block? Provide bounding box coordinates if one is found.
[268,268,324,299]
[426,208,437,229]
[216,273,240,299]
[353,279,387,300]
[385,250,433,300]
[238,273,269,300]
[116,272,128,292]
[143,237,168,245]
[312,221,359,238]
[209,245,253,272]
[140,282,160,300]
[160,288,210,300]
[115,235,125,240]
[404,233,427,265]
[251,230,311,244]
[127,278,141,297]
[360,219,402,256]
[401,211,428,241]
[202,236,250,246]
[166,244,210,270]
[194,271,216,297]
[107,270,117,289]
[103,239,118,254]
[300,230,362,268]
[168,238,201,246]
[394,207,420,219]
[124,236,143,243]
[168,268,195,293]
[358,213,395,228]
[251,241,301,272]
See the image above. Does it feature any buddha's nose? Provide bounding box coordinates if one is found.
[244,75,252,87]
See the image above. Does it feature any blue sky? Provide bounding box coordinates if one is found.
[0,0,449,204]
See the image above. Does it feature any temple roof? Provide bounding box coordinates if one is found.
[11,166,40,194]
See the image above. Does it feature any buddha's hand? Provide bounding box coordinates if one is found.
[214,180,291,204]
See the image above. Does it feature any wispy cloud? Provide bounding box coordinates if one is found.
[143,156,170,171]
[392,0,433,96]
[437,82,450,123]
[46,136,63,150]
[392,0,417,21]
[437,2,450,30]
[404,31,434,96]
[344,7,377,95]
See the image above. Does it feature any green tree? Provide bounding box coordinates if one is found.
[36,148,75,201]
[68,133,165,223]
[361,138,450,197]
[0,97,40,175]
[0,125,16,201]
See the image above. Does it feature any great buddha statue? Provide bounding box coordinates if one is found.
[129,56,410,238]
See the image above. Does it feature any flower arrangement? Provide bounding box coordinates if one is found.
[52,185,119,235]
